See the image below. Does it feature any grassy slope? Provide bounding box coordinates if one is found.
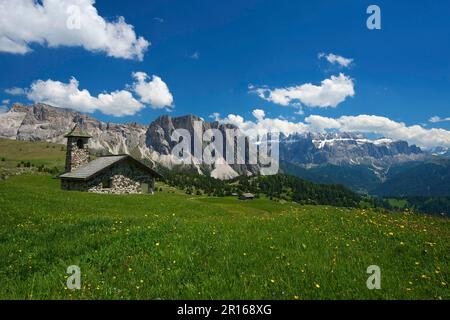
[0,175,448,300]
[0,138,65,170]
[0,138,448,299]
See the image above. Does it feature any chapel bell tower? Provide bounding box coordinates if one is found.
[64,121,91,173]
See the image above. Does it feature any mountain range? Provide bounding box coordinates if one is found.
[0,103,258,180]
[0,103,448,196]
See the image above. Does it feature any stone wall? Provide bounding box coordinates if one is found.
[65,138,90,172]
[61,179,87,192]
[88,174,142,194]
[61,158,155,195]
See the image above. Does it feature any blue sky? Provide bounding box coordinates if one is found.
[0,0,449,148]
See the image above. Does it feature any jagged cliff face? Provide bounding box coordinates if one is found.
[0,103,429,179]
[0,104,258,179]
[0,104,30,139]
[0,103,149,155]
[280,132,424,168]
[146,114,206,155]
[145,114,260,178]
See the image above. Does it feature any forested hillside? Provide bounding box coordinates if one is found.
[371,159,450,197]
[159,166,361,208]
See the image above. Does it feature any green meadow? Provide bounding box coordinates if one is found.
[0,174,449,300]
[0,138,449,300]
[0,138,65,170]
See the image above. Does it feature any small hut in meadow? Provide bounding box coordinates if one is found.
[239,193,255,200]
[58,124,161,194]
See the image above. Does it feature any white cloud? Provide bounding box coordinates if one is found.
[305,114,450,148]
[429,116,450,123]
[0,0,149,60]
[23,77,144,116]
[304,115,341,132]
[214,109,450,149]
[5,87,26,96]
[190,51,200,60]
[318,52,353,68]
[214,110,308,137]
[253,73,355,108]
[209,112,221,121]
[294,108,304,115]
[132,72,173,109]
[0,99,9,113]
[9,71,174,116]
[252,109,265,121]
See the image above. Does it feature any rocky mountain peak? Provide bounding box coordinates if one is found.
[9,103,30,113]
[0,102,440,180]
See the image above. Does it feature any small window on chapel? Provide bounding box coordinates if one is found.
[102,177,112,189]
[77,139,84,149]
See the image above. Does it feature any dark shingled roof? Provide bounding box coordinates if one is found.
[240,193,255,198]
[59,155,162,180]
